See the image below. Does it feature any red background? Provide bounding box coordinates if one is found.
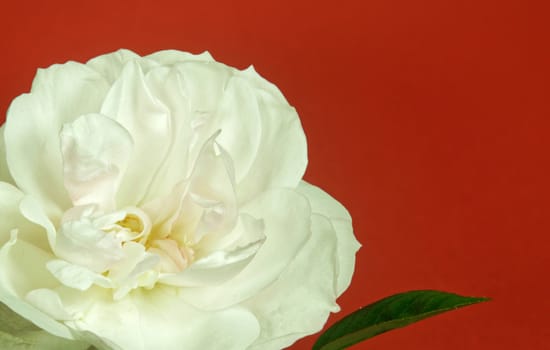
[0,0,548,349]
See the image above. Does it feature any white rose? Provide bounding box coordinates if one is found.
[0,49,360,350]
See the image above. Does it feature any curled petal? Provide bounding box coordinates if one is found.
[199,213,265,257]
[0,182,48,250]
[159,214,265,287]
[184,132,237,244]
[19,196,58,252]
[46,260,112,291]
[179,188,311,310]
[60,113,134,212]
[55,217,124,273]
[108,242,160,300]
[148,131,239,245]
[26,289,75,321]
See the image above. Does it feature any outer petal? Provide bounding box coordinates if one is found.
[5,62,110,219]
[245,214,340,350]
[85,49,213,85]
[86,49,156,84]
[295,181,361,293]
[0,182,27,245]
[240,65,290,106]
[0,302,89,350]
[0,186,58,338]
[231,68,307,203]
[210,73,263,184]
[0,232,74,339]
[245,183,359,349]
[0,182,50,251]
[145,49,214,65]
[66,288,260,350]
[179,188,311,310]
[0,125,14,184]
[173,61,233,114]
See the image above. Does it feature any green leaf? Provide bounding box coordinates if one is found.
[313,290,489,350]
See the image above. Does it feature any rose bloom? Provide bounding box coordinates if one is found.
[0,49,360,350]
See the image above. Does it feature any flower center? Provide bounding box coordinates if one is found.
[117,213,143,236]
[51,204,201,299]
[49,178,264,299]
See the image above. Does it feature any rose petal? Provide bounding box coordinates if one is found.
[296,181,361,293]
[169,62,233,172]
[245,214,340,350]
[158,255,251,288]
[232,70,307,203]
[164,62,307,203]
[19,195,58,252]
[199,212,266,256]
[212,73,263,183]
[0,232,74,339]
[100,61,172,207]
[141,179,189,241]
[296,181,352,220]
[145,50,214,65]
[86,49,156,84]
[26,289,74,321]
[213,65,296,188]
[46,260,112,291]
[240,65,290,106]
[108,242,160,300]
[60,113,134,212]
[0,125,14,184]
[144,131,238,244]
[55,215,124,273]
[5,62,110,219]
[140,67,193,198]
[0,232,58,298]
[0,182,47,249]
[174,61,233,114]
[159,236,264,288]
[179,188,311,310]
[86,51,215,201]
[72,288,260,350]
[185,133,238,244]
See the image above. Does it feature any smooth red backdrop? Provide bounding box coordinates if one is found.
[1,0,548,349]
